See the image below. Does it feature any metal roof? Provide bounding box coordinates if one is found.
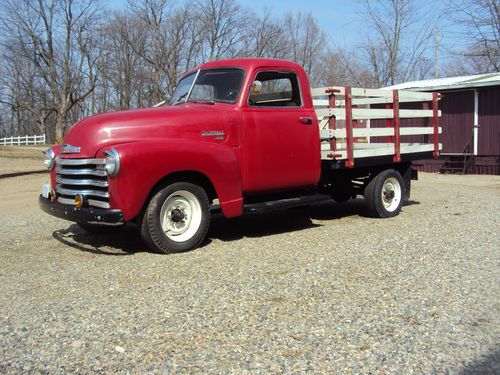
[385,72,500,91]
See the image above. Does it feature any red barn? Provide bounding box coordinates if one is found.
[387,73,500,175]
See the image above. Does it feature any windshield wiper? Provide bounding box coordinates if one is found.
[173,92,189,105]
[188,100,215,105]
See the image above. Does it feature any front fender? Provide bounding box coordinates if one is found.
[98,140,243,221]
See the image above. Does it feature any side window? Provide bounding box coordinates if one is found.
[249,71,302,107]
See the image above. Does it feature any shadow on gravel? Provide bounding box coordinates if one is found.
[0,170,46,179]
[52,223,149,256]
[51,198,421,253]
[208,198,374,242]
[459,347,500,374]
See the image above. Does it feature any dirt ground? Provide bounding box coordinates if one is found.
[0,152,45,175]
[0,151,499,373]
[0,157,47,214]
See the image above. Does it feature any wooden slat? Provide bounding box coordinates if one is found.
[311,86,434,101]
[325,127,442,139]
[321,143,442,160]
[324,108,439,120]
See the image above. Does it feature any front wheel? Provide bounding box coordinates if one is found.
[364,169,404,218]
[140,182,210,254]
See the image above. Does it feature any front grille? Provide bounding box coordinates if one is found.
[55,157,110,209]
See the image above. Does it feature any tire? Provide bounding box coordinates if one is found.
[77,223,124,234]
[140,182,210,254]
[331,179,353,203]
[364,169,404,218]
[331,189,352,203]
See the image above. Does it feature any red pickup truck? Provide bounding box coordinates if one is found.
[40,58,441,253]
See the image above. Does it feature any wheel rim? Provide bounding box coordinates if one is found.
[381,177,401,212]
[159,190,202,242]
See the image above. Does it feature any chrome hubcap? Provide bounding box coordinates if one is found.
[381,177,401,212]
[160,190,202,242]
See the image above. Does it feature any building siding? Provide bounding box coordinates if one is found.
[439,90,474,154]
[478,86,500,156]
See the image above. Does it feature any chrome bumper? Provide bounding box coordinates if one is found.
[39,195,124,225]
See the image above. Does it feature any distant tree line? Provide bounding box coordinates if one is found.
[0,0,497,142]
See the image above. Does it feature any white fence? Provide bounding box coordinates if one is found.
[0,134,46,146]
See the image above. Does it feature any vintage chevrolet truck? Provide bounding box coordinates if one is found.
[40,58,441,253]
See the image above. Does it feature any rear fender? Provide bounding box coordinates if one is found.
[98,140,243,220]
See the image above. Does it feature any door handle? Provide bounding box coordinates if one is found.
[299,117,313,125]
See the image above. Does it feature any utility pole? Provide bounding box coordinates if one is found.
[435,27,440,78]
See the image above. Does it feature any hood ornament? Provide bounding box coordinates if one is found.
[61,144,81,154]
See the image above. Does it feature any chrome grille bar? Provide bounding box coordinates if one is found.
[56,176,108,188]
[56,157,105,166]
[56,167,107,177]
[57,196,110,209]
[56,186,110,199]
[55,157,110,209]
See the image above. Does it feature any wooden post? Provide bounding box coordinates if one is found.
[344,86,354,168]
[392,90,401,162]
[432,92,440,158]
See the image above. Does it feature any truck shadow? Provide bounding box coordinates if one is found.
[208,198,372,242]
[52,198,420,254]
[52,223,149,256]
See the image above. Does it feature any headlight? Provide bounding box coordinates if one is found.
[43,148,55,170]
[104,148,120,177]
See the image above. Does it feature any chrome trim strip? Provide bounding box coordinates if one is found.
[56,157,105,166]
[56,186,110,199]
[57,196,110,209]
[56,167,107,177]
[56,176,108,188]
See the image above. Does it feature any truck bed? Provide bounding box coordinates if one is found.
[312,86,442,168]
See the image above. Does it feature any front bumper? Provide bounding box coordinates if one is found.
[39,195,125,225]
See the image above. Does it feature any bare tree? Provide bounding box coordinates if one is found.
[283,11,327,82]
[196,0,245,61]
[0,0,348,139]
[358,0,437,87]
[0,0,101,143]
[446,0,499,73]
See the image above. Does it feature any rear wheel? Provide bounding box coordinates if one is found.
[140,182,210,254]
[364,169,404,218]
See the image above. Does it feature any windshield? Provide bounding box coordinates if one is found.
[170,72,196,105]
[170,68,244,105]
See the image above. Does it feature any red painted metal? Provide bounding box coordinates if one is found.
[344,86,354,168]
[392,90,401,162]
[55,58,321,220]
[432,92,440,158]
[43,57,451,231]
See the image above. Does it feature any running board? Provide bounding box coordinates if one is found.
[243,194,331,214]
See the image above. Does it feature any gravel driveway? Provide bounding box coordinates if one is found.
[0,170,499,374]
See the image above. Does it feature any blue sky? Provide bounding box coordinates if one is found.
[106,0,457,64]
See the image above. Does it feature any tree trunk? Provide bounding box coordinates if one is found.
[55,114,66,144]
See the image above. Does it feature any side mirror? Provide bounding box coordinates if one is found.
[250,80,262,94]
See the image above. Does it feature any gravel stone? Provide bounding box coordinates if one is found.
[0,172,498,374]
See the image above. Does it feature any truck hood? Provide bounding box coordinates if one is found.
[61,103,240,157]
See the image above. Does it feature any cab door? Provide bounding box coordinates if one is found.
[241,69,319,193]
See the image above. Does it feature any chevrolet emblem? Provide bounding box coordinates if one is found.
[61,144,81,154]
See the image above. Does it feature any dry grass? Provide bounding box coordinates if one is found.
[0,146,46,160]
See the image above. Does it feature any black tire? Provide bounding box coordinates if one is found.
[331,189,352,203]
[331,179,353,203]
[402,167,412,204]
[364,169,404,218]
[140,182,210,254]
[77,223,124,234]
